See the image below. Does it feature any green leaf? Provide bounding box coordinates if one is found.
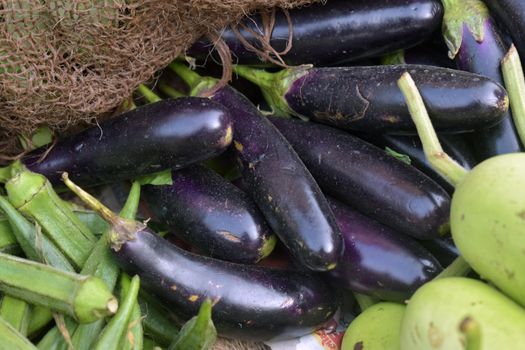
[31,126,53,149]
[135,170,173,186]
[168,299,216,350]
[441,0,489,58]
[385,147,411,165]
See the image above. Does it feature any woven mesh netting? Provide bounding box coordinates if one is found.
[0,0,316,157]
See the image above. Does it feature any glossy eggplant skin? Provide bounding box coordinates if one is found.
[189,0,443,66]
[142,165,275,264]
[23,98,233,186]
[364,133,478,194]
[270,117,451,240]
[114,228,340,341]
[208,85,343,272]
[456,17,523,160]
[417,235,459,268]
[283,65,508,134]
[327,198,442,302]
[484,0,525,66]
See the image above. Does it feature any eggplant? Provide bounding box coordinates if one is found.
[188,0,443,66]
[327,197,442,302]
[417,235,459,268]
[170,63,343,272]
[442,0,523,160]
[22,98,233,186]
[363,133,478,193]
[483,0,525,67]
[142,165,276,264]
[234,64,508,134]
[269,116,451,240]
[61,174,340,342]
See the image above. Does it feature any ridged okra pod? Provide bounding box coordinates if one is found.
[5,166,96,269]
[0,295,31,335]
[0,315,37,350]
[0,252,117,323]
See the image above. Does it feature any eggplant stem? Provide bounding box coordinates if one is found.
[352,293,378,312]
[168,63,201,90]
[137,84,162,104]
[459,316,482,350]
[158,82,185,99]
[502,44,525,147]
[61,173,118,225]
[233,65,275,90]
[435,256,471,279]
[397,72,468,186]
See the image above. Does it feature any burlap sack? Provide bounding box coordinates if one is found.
[0,0,316,158]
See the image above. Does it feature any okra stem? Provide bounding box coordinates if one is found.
[459,316,482,350]
[0,252,117,323]
[353,293,379,312]
[93,275,140,350]
[0,315,37,350]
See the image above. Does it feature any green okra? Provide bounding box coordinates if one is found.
[71,181,141,350]
[168,299,216,350]
[0,196,75,272]
[36,317,76,350]
[0,295,31,335]
[27,306,53,337]
[120,274,144,350]
[140,291,180,346]
[93,275,141,350]
[5,166,96,269]
[144,337,162,350]
[0,315,38,350]
[0,252,117,323]
[0,217,21,255]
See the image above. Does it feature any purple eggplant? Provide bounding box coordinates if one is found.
[327,197,442,302]
[442,0,523,160]
[483,0,525,67]
[234,64,508,134]
[417,235,459,268]
[189,0,443,66]
[22,98,233,186]
[170,63,343,272]
[142,165,276,264]
[61,174,340,341]
[269,116,451,240]
[363,133,478,194]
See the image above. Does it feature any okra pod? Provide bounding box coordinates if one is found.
[0,252,117,323]
[71,182,141,350]
[5,167,96,269]
[93,275,140,350]
[0,217,21,255]
[119,274,144,350]
[140,291,180,346]
[27,306,53,337]
[0,315,37,350]
[0,196,75,272]
[168,299,216,350]
[0,295,31,335]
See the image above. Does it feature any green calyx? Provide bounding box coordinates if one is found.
[5,169,47,209]
[258,234,277,261]
[441,0,490,58]
[233,64,311,117]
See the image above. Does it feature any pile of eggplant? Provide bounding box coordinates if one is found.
[1,0,525,348]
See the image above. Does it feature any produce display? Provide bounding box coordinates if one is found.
[0,0,524,349]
